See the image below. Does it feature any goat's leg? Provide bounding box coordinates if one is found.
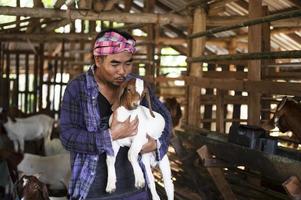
[159,155,174,200]
[19,139,25,152]
[106,144,120,193]
[128,142,145,188]
[13,140,19,152]
[142,154,160,200]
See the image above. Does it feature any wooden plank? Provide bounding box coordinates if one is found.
[177,129,301,184]
[33,54,38,112]
[187,7,206,126]
[144,0,155,77]
[248,0,262,126]
[197,145,237,200]
[0,6,190,25]
[24,53,29,113]
[38,44,44,111]
[216,90,225,133]
[282,176,301,199]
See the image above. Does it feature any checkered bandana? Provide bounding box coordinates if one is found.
[93,31,136,56]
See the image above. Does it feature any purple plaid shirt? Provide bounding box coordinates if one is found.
[60,66,172,200]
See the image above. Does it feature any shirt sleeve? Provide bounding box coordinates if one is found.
[142,85,172,161]
[60,80,113,156]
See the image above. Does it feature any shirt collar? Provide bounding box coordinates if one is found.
[86,65,98,90]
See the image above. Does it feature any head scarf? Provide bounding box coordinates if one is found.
[93,31,136,56]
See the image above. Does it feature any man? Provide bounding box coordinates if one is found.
[60,29,172,200]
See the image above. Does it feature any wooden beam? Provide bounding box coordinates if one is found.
[197,145,237,200]
[247,0,262,126]
[53,0,66,9]
[177,129,301,184]
[187,50,301,63]
[0,6,191,25]
[188,9,301,38]
[216,90,225,133]
[148,76,301,95]
[287,0,301,8]
[187,7,206,127]
[209,0,239,10]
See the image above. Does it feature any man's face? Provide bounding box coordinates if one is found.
[95,51,133,87]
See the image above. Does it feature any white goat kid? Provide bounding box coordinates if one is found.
[106,78,174,200]
[3,114,54,152]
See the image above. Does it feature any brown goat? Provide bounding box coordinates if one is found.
[163,97,182,128]
[262,96,301,144]
[16,175,50,200]
[0,149,23,182]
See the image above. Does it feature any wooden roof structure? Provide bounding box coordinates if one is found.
[1,1,301,199]
[0,0,301,128]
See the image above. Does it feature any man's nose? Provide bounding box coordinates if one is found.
[118,65,126,75]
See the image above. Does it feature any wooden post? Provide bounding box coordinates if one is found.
[197,145,237,200]
[203,64,215,130]
[216,89,225,133]
[25,53,29,113]
[261,6,272,121]
[58,41,65,116]
[187,6,206,126]
[39,44,44,111]
[144,0,155,77]
[248,0,262,126]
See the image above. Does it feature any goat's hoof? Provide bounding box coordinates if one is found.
[135,178,145,189]
[105,183,116,193]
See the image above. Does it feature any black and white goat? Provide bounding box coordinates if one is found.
[106,78,174,200]
[0,108,54,152]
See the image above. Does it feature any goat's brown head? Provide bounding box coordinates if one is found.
[16,175,50,200]
[164,97,182,127]
[113,78,155,117]
[261,96,298,132]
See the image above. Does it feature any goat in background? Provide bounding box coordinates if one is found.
[0,108,55,152]
[262,96,301,147]
[16,174,68,200]
[106,78,174,200]
[163,97,182,130]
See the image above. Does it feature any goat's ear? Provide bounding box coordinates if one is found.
[112,82,127,111]
[32,172,42,180]
[143,84,155,118]
[42,183,50,200]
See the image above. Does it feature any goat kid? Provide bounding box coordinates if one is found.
[106,78,174,200]
[0,110,54,152]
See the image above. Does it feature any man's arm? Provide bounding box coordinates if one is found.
[60,80,114,156]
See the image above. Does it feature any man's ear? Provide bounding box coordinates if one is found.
[95,56,104,66]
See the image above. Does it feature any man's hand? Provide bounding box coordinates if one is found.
[110,111,139,140]
[141,135,157,154]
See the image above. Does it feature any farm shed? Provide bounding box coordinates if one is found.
[1,0,301,199]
